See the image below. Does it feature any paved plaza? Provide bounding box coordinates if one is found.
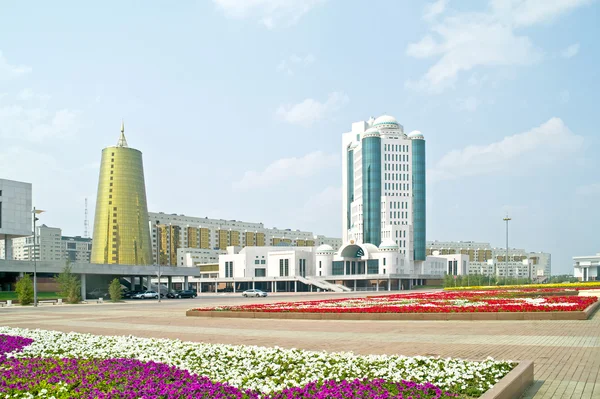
[1,291,598,399]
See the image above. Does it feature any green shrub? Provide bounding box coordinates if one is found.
[109,278,122,302]
[15,274,34,305]
[55,263,81,304]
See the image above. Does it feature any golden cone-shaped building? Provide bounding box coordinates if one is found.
[91,122,153,265]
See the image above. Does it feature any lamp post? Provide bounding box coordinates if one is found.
[155,221,161,302]
[32,208,45,307]
[503,215,511,286]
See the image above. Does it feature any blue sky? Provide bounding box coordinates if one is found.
[0,0,598,274]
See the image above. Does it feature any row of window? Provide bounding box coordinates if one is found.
[385,173,409,181]
[385,163,408,171]
[385,183,410,191]
[384,144,409,152]
[384,154,409,162]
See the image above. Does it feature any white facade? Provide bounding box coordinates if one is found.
[573,253,600,281]
[179,247,224,266]
[430,252,470,276]
[219,246,316,279]
[427,241,551,277]
[0,179,32,260]
[341,115,423,257]
[1,225,91,263]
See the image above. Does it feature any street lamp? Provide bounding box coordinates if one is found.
[155,221,161,303]
[503,215,511,286]
[32,208,45,307]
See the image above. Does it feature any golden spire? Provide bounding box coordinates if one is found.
[117,120,128,147]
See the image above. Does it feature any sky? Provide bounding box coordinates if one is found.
[0,0,598,274]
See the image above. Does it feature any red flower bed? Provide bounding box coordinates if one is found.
[193,290,598,314]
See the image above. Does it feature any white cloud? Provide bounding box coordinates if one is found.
[429,117,583,182]
[0,105,80,142]
[212,0,325,29]
[561,43,580,58]
[276,91,348,127]
[576,183,600,196]
[423,0,448,21]
[406,0,591,93]
[233,151,338,191]
[0,51,31,80]
[457,96,479,112]
[493,0,593,27]
[277,53,316,75]
[18,88,51,102]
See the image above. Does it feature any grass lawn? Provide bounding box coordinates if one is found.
[0,292,61,301]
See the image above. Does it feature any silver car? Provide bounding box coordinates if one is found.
[133,290,159,299]
[242,289,268,297]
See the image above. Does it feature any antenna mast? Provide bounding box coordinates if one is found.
[84,198,89,238]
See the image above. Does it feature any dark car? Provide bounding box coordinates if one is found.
[123,290,141,299]
[165,291,178,299]
[175,290,197,299]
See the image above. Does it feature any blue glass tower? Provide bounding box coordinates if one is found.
[361,131,381,245]
[347,149,354,230]
[412,135,426,261]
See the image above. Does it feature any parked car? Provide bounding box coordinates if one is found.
[165,290,178,299]
[133,290,160,299]
[123,290,141,299]
[175,290,197,299]
[242,289,268,297]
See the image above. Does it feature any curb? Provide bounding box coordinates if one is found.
[480,361,533,399]
[186,302,599,321]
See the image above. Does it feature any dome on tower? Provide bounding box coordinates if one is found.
[362,127,380,139]
[373,115,400,129]
[379,239,399,250]
[316,244,334,253]
[408,130,424,140]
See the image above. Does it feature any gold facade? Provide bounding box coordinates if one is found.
[91,136,152,265]
[306,240,315,246]
[187,227,198,248]
[199,228,210,249]
[230,230,240,246]
[169,225,180,265]
[245,232,256,246]
[217,230,228,250]
[273,238,291,246]
[256,233,265,246]
[296,239,305,247]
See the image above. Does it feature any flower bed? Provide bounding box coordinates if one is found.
[0,327,515,398]
[445,282,600,291]
[192,290,598,314]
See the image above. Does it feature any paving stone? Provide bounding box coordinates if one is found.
[0,292,598,399]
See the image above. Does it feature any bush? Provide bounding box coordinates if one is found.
[109,278,122,302]
[55,263,81,304]
[15,274,34,305]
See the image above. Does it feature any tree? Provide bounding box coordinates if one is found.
[15,274,34,305]
[55,262,81,304]
[109,278,122,302]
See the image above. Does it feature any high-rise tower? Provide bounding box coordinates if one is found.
[91,122,152,265]
[341,115,426,260]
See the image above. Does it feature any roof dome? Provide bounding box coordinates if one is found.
[362,127,380,138]
[408,130,424,140]
[373,115,400,129]
[379,239,399,250]
[362,243,380,254]
[316,244,334,253]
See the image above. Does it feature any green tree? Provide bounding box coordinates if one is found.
[109,278,122,302]
[15,274,34,305]
[55,263,81,304]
